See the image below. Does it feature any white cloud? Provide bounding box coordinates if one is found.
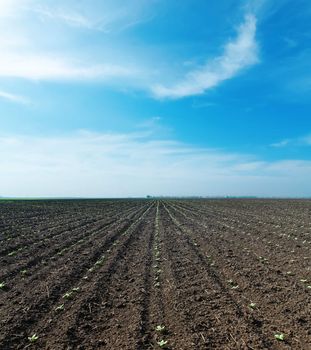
[0,53,138,81]
[0,0,149,83]
[0,0,155,29]
[1,131,310,198]
[33,0,155,32]
[270,134,311,148]
[151,14,259,99]
[0,2,260,97]
[0,90,29,104]
[301,134,311,145]
[0,0,26,17]
[270,139,291,148]
[34,7,97,30]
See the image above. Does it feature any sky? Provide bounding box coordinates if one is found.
[1,0,311,198]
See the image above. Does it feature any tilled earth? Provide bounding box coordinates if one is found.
[0,199,310,349]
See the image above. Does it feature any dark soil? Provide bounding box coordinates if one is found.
[0,199,310,349]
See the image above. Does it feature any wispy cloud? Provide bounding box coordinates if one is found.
[33,0,156,32]
[1,131,311,197]
[0,0,25,17]
[151,14,259,99]
[0,0,150,84]
[136,116,170,136]
[0,53,138,81]
[34,7,97,30]
[301,134,311,145]
[270,133,311,148]
[270,139,291,148]
[0,90,29,105]
[0,2,260,98]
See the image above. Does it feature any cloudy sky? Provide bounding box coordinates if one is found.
[1,0,311,197]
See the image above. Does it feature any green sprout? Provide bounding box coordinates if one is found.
[300,279,308,283]
[249,302,256,309]
[155,325,166,333]
[259,256,268,263]
[228,279,238,289]
[28,334,39,343]
[0,282,6,289]
[55,304,64,311]
[274,333,285,341]
[157,339,168,348]
[20,269,28,276]
[72,287,80,292]
[63,291,73,299]
[95,259,104,266]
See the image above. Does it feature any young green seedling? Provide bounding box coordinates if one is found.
[28,334,39,343]
[249,302,256,309]
[95,260,103,266]
[55,304,64,311]
[274,333,285,341]
[0,282,5,289]
[63,291,73,299]
[228,279,238,289]
[155,325,166,333]
[157,339,168,348]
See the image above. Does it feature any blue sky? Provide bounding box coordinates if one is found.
[1,0,311,197]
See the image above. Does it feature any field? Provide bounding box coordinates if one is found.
[0,199,310,349]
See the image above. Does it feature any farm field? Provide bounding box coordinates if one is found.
[0,199,310,349]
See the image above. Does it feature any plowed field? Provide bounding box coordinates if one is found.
[0,199,310,349]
